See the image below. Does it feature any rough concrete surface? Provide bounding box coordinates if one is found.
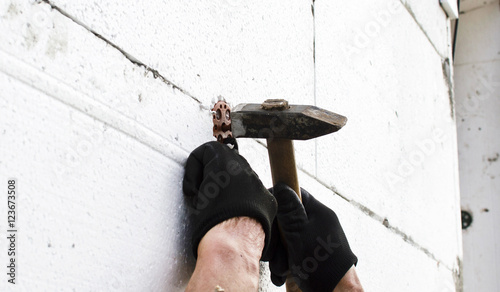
[460,0,499,12]
[402,0,450,58]
[0,0,462,291]
[315,0,461,271]
[455,1,500,291]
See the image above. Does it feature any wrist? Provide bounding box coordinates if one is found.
[187,217,264,291]
[199,217,265,263]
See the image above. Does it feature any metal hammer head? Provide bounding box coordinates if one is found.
[229,99,347,140]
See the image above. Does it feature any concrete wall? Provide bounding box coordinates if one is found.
[0,0,461,291]
[455,1,500,291]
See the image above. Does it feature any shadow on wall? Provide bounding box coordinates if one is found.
[168,177,197,290]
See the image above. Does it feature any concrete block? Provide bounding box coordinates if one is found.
[237,139,460,291]
[299,168,458,291]
[0,72,195,291]
[460,0,499,13]
[455,61,500,292]
[455,5,500,287]
[0,1,277,289]
[48,0,314,107]
[0,0,215,155]
[402,0,450,58]
[314,0,461,269]
[0,0,464,290]
[30,0,320,178]
[455,1,500,65]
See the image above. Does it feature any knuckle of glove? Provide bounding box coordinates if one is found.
[271,184,304,214]
[271,273,287,287]
[272,190,357,292]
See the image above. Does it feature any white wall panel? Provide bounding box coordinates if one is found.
[314,0,461,274]
[48,0,314,107]
[460,0,498,12]
[402,0,450,58]
[0,72,196,291]
[455,2,500,291]
[0,0,463,290]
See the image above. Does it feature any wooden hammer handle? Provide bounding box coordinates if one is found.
[266,138,302,292]
[267,138,301,199]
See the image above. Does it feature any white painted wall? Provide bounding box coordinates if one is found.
[0,0,461,291]
[455,1,500,291]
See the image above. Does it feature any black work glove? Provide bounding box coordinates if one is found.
[268,183,358,292]
[183,141,277,260]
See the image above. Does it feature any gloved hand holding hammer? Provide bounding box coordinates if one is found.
[183,141,362,292]
[184,99,363,291]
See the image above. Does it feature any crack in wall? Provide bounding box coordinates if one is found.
[0,49,190,167]
[41,0,201,105]
[454,256,463,292]
[37,0,459,276]
[459,0,500,14]
[398,2,457,122]
[455,58,500,67]
[302,169,456,272]
[255,140,455,272]
[442,57,456,119]
[399,0,445,59]
[312,0,318,178]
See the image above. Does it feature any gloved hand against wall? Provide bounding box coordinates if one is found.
[183,141,277,260]
[268,183,358,292]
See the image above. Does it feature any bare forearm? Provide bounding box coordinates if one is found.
[333,266,364,292]
[186,217,264,292]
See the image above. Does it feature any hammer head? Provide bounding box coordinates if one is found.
[230,100,347,140]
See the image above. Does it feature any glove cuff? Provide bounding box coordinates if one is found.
[191,192,277,261]
[325,250,358,292]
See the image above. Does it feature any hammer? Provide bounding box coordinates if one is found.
[212,98,347,291]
